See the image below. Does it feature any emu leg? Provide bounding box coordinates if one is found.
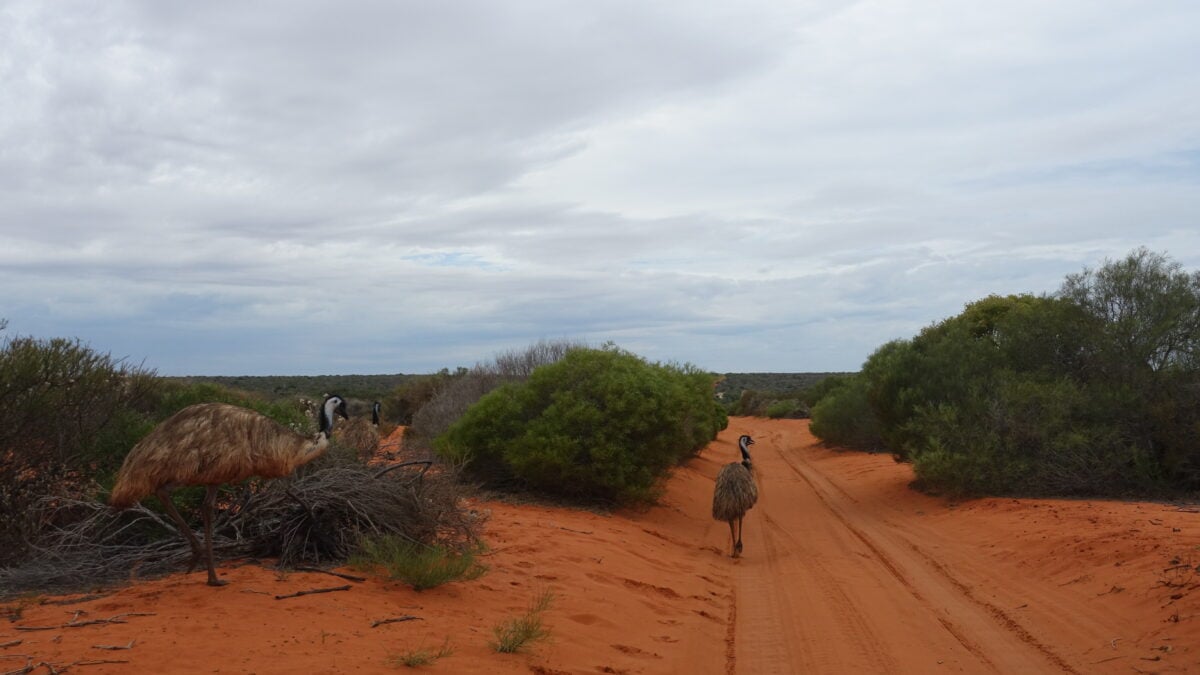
[727,519,738,558]
[733,515,744,557]
[155,487,204,571]
[202,485,227,586]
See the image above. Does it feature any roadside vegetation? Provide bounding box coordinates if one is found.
[350,536,486,590]
[435,345,728,504]
[809,248,1200,498]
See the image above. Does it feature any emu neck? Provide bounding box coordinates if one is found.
[302,431,331,465]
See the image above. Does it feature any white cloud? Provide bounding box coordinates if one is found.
[1,0,1197,374]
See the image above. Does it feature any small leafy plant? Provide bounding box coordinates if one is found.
[350,535,486,590]
[490,589,555,654]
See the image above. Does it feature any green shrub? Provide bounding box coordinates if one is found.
[765,399,806,419]
[809,375,883,452]
[815,248,1200,498]
[434,347,726,503]
[350,535,486,590]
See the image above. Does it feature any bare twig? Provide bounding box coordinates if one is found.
[1,658,32,675]
[39,594,111,607]
[293,567,366,583]
[92,640,135,650]
[15,612,155,631]
[0,642,20,649]
[274,585,351,600]
[371,615,422,628]
[373,460,434,480]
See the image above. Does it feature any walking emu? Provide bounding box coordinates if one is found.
[712,434,758,558]
[109,394,349,586]
[371,401,381,426]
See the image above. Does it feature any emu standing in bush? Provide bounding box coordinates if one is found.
[712,435,758,558]
[109,394,349,586]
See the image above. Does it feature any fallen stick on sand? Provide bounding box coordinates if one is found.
[38,594,112,608]
[371,616,422,628]
[0,642,21,649]
[14,613,155,632]
[92,640,135,651]
[274,585,351,600]
[293,567,367,583]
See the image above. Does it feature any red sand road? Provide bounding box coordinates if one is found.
[3,419,1198,673]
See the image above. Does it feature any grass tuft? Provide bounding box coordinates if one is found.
[490,589,555,654]
[350,535,486,590]
[389,638,454,668]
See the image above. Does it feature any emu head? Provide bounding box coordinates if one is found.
[318,394,350,435]
[738,434,755,468]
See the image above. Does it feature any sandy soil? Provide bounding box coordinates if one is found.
[3,419,1199,673]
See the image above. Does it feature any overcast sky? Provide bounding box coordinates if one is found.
[1,1,1197,375]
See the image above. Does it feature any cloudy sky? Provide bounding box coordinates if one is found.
[2,1,1197,375]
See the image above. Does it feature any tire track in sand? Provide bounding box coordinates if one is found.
[770,439,1080,674]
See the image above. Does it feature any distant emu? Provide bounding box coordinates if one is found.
[712,434,758,558]
[109,394,349,586]
[372,401,381,426]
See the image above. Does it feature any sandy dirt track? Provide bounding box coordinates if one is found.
[3,418,1198,673]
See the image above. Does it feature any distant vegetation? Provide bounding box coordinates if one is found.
[810,248,1200,498]
[718,372,850,419]
[163,373,416,404]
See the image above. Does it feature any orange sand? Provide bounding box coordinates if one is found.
[3,419,1198,673]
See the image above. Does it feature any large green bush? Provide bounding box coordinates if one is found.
[809,248,1200,498]
[809,375,884,452]
[434,346,727,503]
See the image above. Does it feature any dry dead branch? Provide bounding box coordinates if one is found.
[371,615,422,627]
[15,613,154,632]
[293,567,366,582]
[91,640,135,651]
[274,585,350,600]
[1,458,479,597]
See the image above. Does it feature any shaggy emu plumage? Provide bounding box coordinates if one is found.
[712,434,758,558]
[109,394,348,585]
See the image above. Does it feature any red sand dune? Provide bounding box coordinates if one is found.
[3,418,1198,673]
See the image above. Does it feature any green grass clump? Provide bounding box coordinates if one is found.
[490,589,555,654]
[389,638,454,668]
[350,535,486,590]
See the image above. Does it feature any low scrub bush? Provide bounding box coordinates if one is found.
[435,346,726,503]
[0,332,160,567]
[350,535,486,590]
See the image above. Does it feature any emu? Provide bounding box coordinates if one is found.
[372,401,381,426]
[109,394,349,586]
[712,434,758,558]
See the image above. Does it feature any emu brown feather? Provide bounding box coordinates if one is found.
[110,403,329,508]
[711,463,757,522]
